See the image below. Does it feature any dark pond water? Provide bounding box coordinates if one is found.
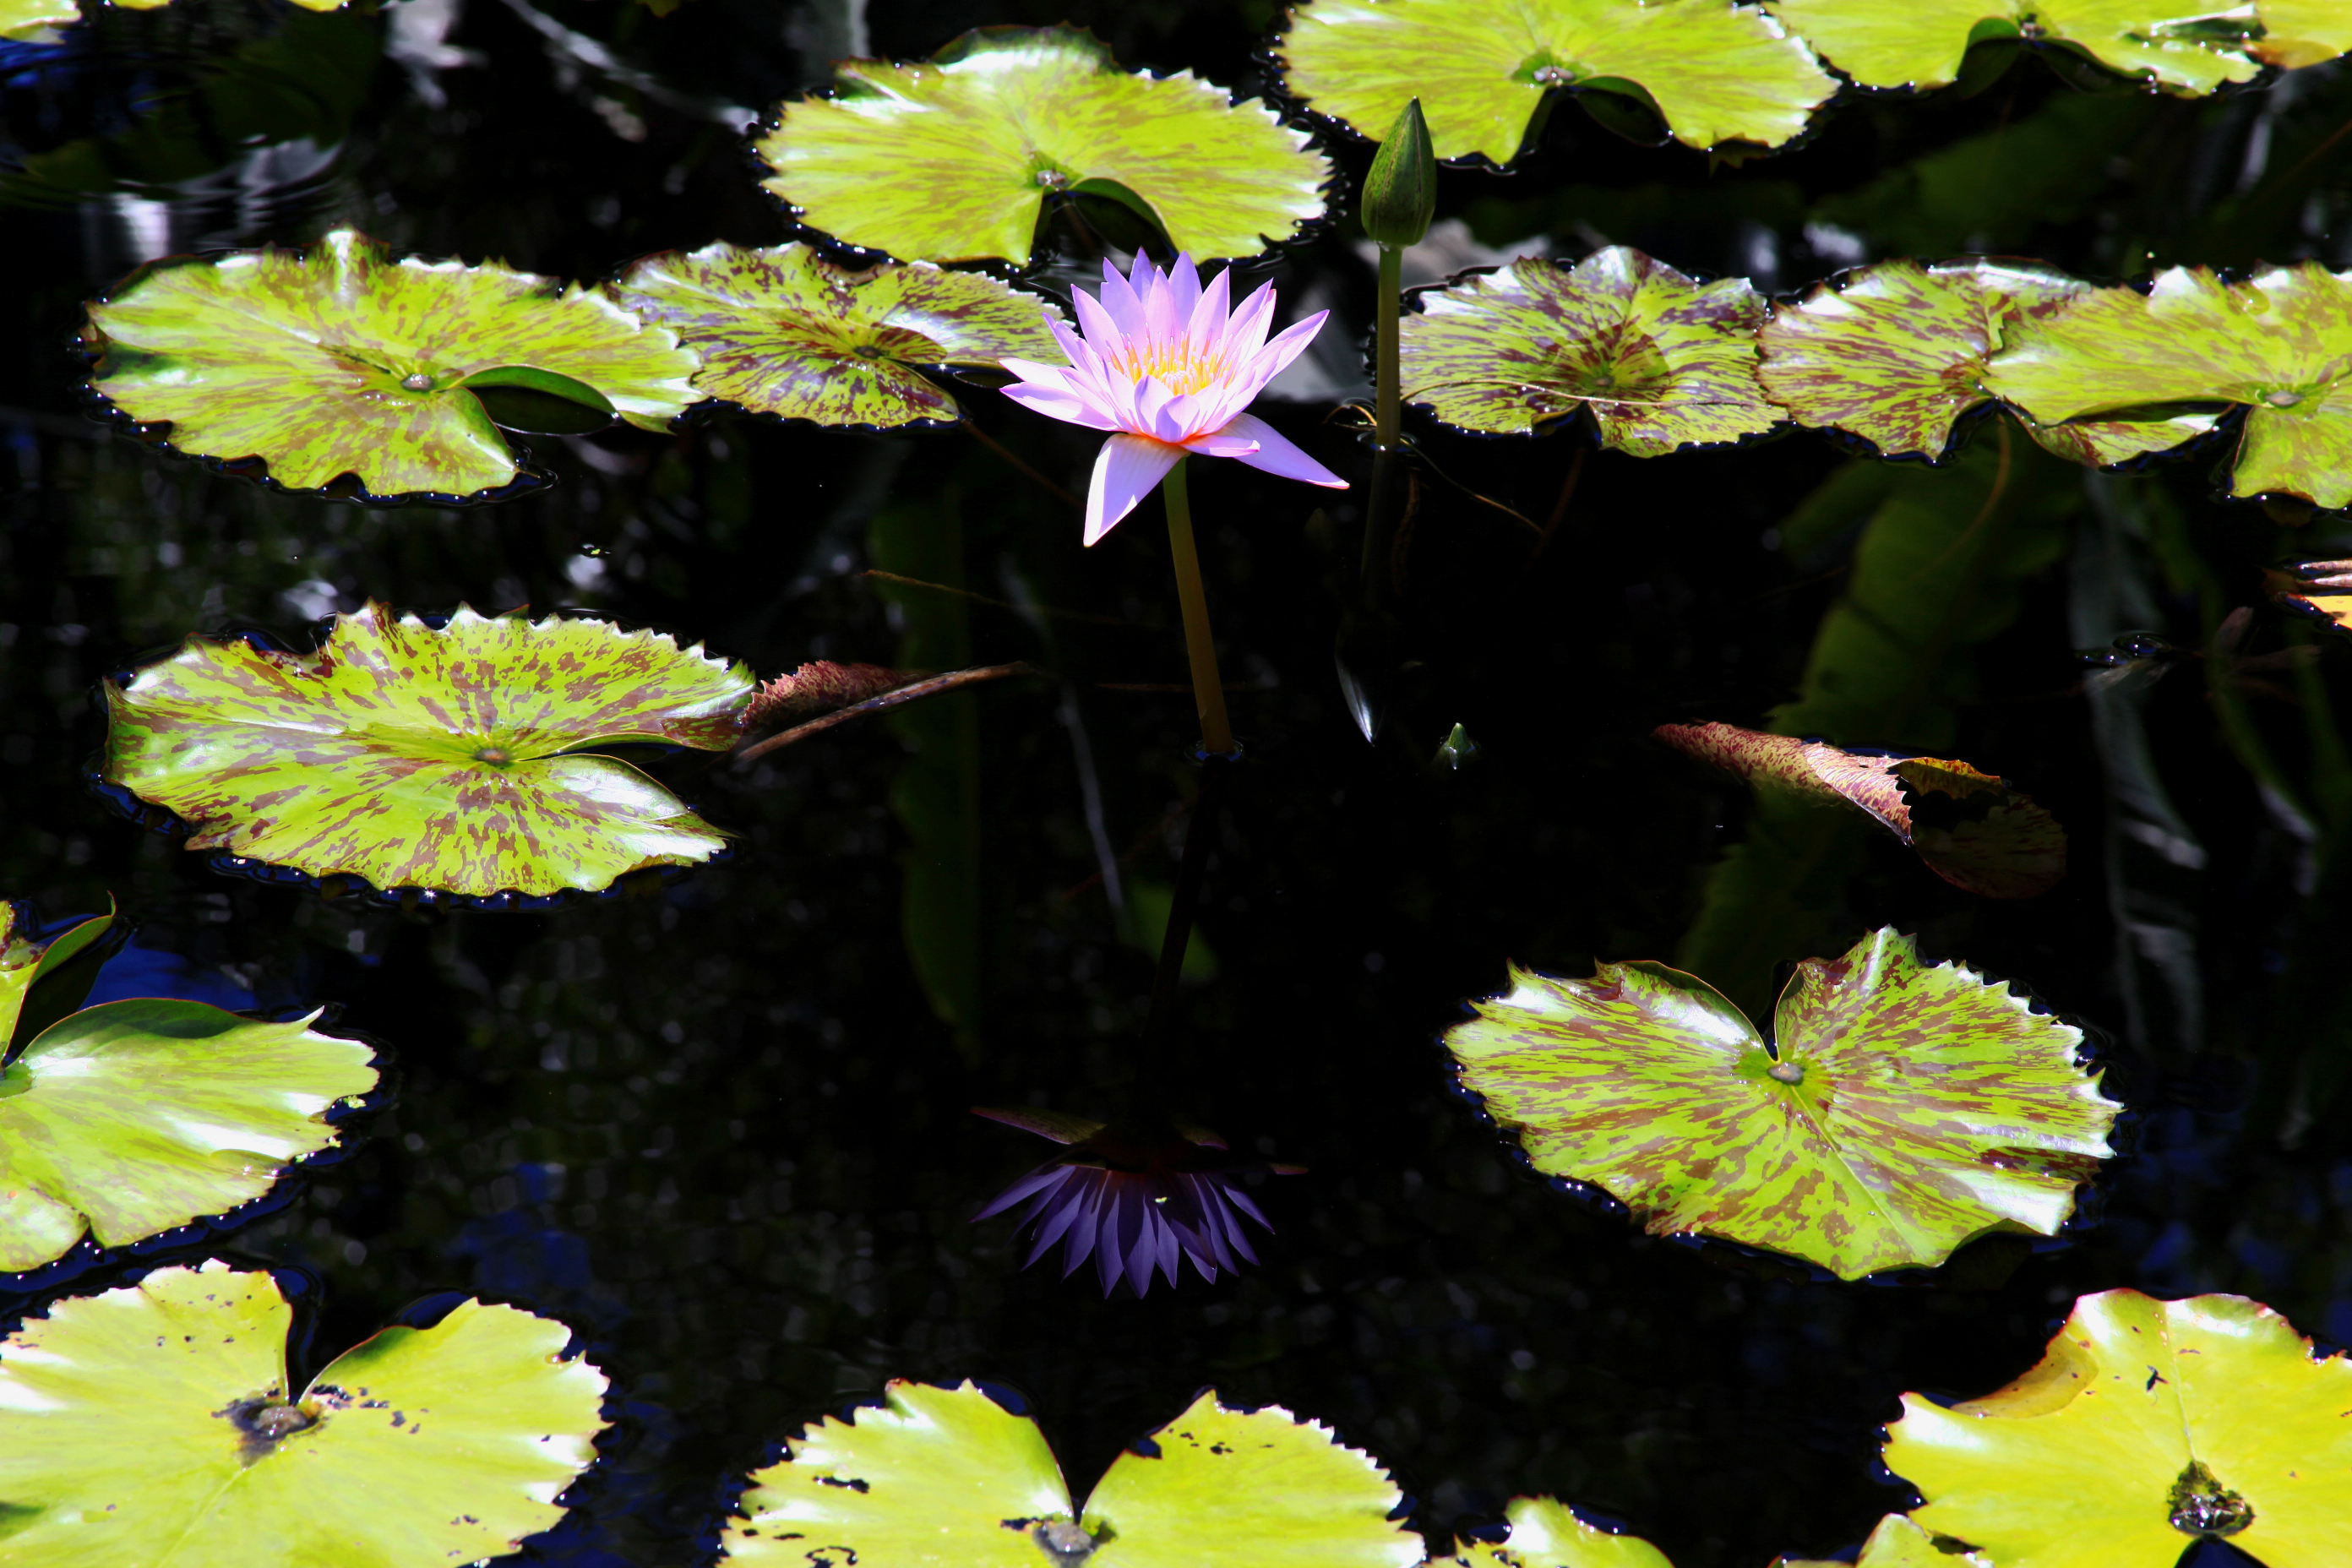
[4,3,2351,1564]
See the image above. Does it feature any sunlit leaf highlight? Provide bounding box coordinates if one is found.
[1445,928,2119,1278]
[1884,1289,2352,1568]
[0,0,79,40]
[2255,0,2352,67]
[1768,0,2265,95]
[1446,1494,1674,1568]
[754,26,1330,264]
[0,1260,607,1567]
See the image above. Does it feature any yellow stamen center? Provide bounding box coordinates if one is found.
[1107,338,1230,397]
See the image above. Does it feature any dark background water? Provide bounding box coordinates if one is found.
[4,3,2352,1564]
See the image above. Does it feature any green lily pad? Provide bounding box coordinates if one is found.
[612,242,1065,428]
[1984,261,2352,509]
[1756,259,2217,464]
[101,602,756,900]
[0,0,79,40]
[753,26,1329,264]
[0,998,377,1275]
[723,1380,1424,1567]
[2257,0,2352,66]
[1400,249,1779,454]
[1653,722,2066,897]
[1444,927,2120,1279]
[1777,1514,1991,1567]
[1767,0,2262,95]
[0,901,112,1048]
[1277,0,1838,162]
[1884,1288,2352,1567]
[83,229,701,504]
[1446,1495,1674,1567]
[0,1260,607,1565]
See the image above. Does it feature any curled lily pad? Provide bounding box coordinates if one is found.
[1777,1515,1990,1568]
[0,901,112,1046]
[1655,722,2066,897]
[1884,1289,2352,1567]
[1400,249,1778,454]
[1445,928,2119,1279]
[101,602,754,900]
[83,229,700,504]
[1277,0,1837,163]
[612,241,1064,428]
[724,1380,1423,1567]
[754,26,1329,264]
[1756,259,2216,463]
[1,997,377,1274]
[1984,262,2352,509]
[1768,0,2262,95]
[1446,1495,1674,1567]
[2256,0,2352,66]
[0,1260,607,1566]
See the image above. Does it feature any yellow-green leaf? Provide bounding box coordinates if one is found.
[1769,0,2262,95]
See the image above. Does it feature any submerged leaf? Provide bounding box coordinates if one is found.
[0,999,376,1274]
[754,26,1328,264]
[101,602,755,899]
[83,230,700,503]
[1654,722,2066,897]
[1446,928,2119,1279]
[1400,249,1778,454]
[1446,1494,1674,1567]
[0,1260,607,1567]
[1277,0,1836,161]
[1884,1289,2352,1568]
[612,242,1065,428]
[1984,262,2352,509]
[1769,0,2263,95]
[0,901,112,1047]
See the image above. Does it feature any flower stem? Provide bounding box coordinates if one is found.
[1162,457,1236,758]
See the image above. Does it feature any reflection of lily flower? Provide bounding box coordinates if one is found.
[972,1108,1302,1297]
[999,254,1345,546]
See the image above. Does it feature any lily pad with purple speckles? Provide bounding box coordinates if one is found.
[1444,927,2119,1279]
[612,242,1065,428]
[1767,0,2264,95]
[1399,248,1779,455]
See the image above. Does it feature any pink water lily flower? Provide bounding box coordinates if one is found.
[1000,253,1346,545]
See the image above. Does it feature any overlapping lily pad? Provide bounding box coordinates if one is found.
[1756,259,2216,463]
[2257,0,2352,67]
[1768,0,2264,95]
[1655,722,2066,897]
[1984,261,2352,509]
[83,229,700,504]
[101,602,755,899]
[1446,928,2119,1279]
[723,1379,1424,1567]
[612,242,1064,428]
[0,1260,607,1566]
[1277,0,1837,163]
[1400,249,1778,454]
[1,0,79,39]
[1885,1288,2352,1567]
[754,26,1329,264]
[1778,1515,1990,1568]
[0,901,112,1046]
[1445,1494,1674,1568]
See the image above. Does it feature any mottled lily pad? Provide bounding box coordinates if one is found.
[83,229,700,504]
[1446,1494,1674,1568]
[1445,928,2120,1279]
[723,1379,1423,1567]
[1984,262,2352,509]
[1,997,376,1274]
[1768,0,2263,95]
[101,602,755,899]
[1655,722,2066,897]
[1400,249,1778,454]
[612,242,1064,428]
[2256,0,2352,67]
[1756,259,2215,464]
[1277,0,1837,162]
[1885,1288,2352,1567]
[0,1260,607,1566]
[1778,1515,1991,1568]
[754,26,1329,264]
[0,901,112,1047]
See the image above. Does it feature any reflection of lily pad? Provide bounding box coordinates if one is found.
[754,26,1329,264]
[1277,0,1837,162]
[1778,1514,1990,1568]
[1756,259,2215,463]
[0,998,377,1274]
[1446,1494,1674,1568]
[1445,928,2119,1279]
[83,229,700,504]
[1885,1288,2352,1568]
[1400,249,1778,454]
[1654,722,2066,897]
[0,1260,607,1566]
[612,242,1064,428]
[101,602,754,899]
[0,901,112,1046]
[1768,0,2262,95]
[2256,0,2352,67]
[1984,262,2352,509]
[724,1380,1423,1567]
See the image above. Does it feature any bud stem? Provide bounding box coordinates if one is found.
[1375,243,1402,449]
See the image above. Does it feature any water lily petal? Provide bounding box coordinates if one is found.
[1085,433,1185,545]
[1214,413,1345,487]
[1241,311,1331,393]
[1097,259,1148,338]
[1072,287,1128,357]
[1000,378,1121,432]
[1167,253,1202,321]
[1221,280,1279,362]
[1186,425,1264,460]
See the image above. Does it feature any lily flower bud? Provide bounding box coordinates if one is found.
[1360,97,1436,251]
